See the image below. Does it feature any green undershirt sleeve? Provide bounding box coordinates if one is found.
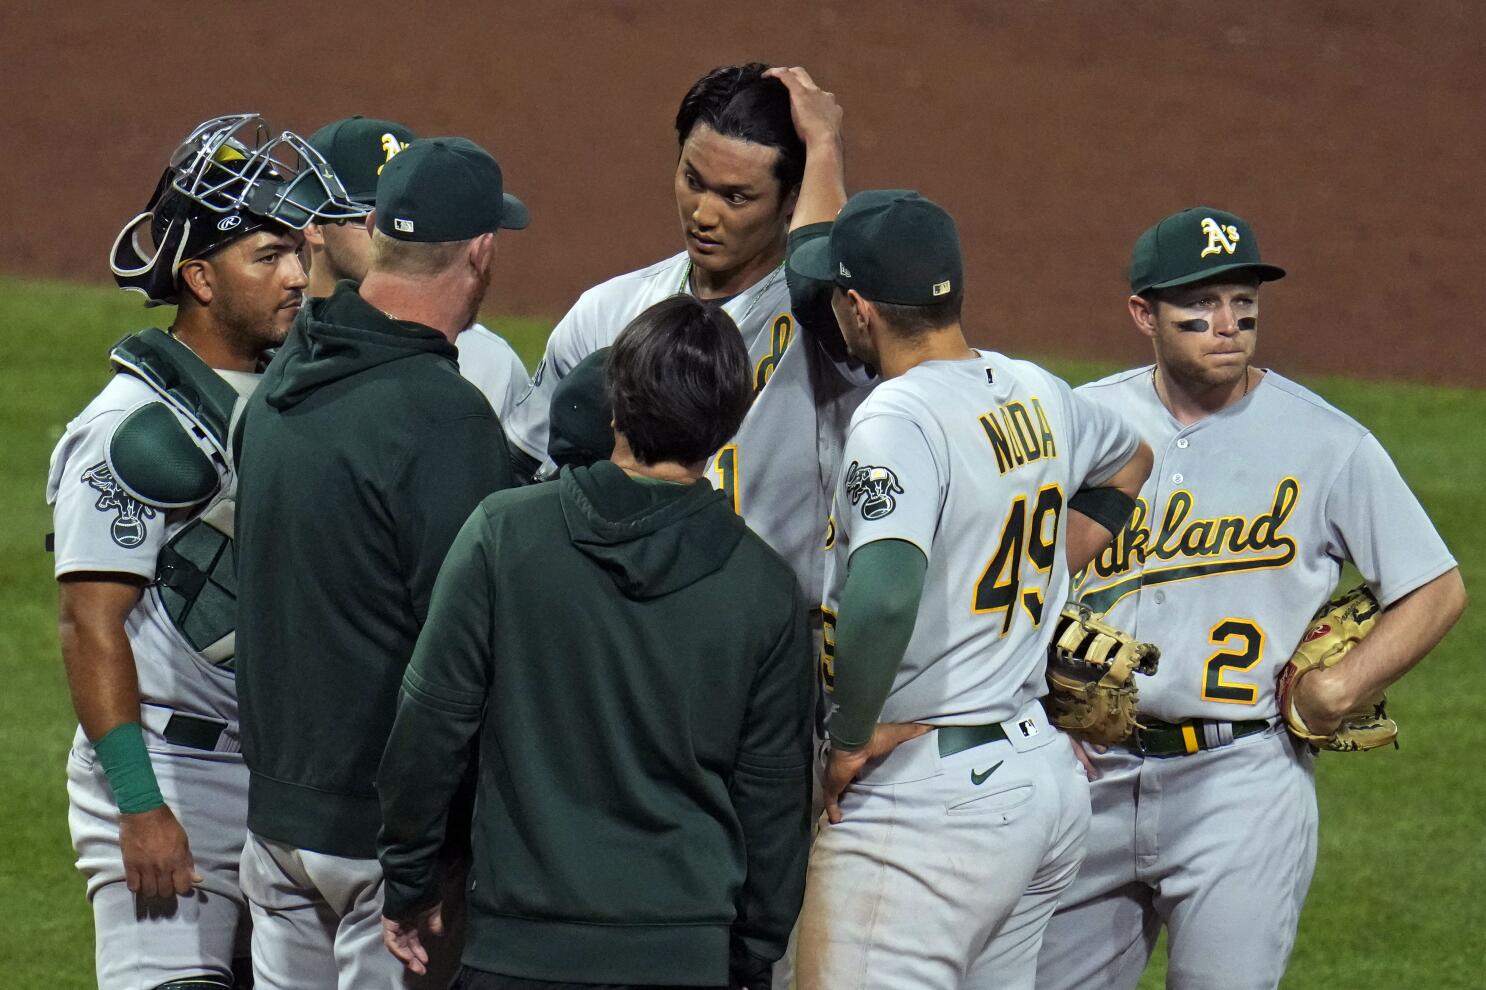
[828,539,929,751]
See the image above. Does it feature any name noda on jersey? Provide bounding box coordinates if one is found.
[822,352,1140,727]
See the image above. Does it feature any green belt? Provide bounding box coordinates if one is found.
[163,713,228,751]
[937,723,1009,758]
[1128,718,1270,758]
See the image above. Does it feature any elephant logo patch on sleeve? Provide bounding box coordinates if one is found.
[844,461,904,521]
[82,462,156,548]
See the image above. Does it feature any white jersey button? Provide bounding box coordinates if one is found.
[1154,590,1166,605]
[1176,438,1190,449]
[1172,473,1184,484]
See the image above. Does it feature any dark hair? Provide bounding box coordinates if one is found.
[675,63,806,194]
[608,295,752,466]
[872,294,964,338]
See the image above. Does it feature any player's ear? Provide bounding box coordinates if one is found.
[468,232,497,277]
[1128,294,1158,339]
[363,212,377,236]
[303,223,326,250]
[178,258,214,307]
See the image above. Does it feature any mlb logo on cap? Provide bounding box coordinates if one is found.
[394,218,415,233]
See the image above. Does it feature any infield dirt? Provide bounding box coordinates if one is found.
[3,1,1482,385]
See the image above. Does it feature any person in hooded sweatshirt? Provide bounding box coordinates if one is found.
[376,295,815,990]
[233,136,525,988]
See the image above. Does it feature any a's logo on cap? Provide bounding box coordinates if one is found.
[1199,217,1241,258]
[838,262,852,278]
[932,279,952,297]
[394,218,415,233]
[378,134,407,176]
[216,215,242,231]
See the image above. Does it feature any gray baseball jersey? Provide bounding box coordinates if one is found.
[505,253,872,602]
[50,363,259,989]
[1072,367,1456,722]
[48,369,259,722]
[800,351,1138,990]
[822,351,1141,726]
[456,322,527,425]
[1036,365,1457,990]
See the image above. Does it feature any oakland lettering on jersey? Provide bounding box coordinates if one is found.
[979,398,1057,475]
[1079,478,1301,614]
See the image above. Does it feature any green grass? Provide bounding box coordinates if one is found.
[2,276,1480,986]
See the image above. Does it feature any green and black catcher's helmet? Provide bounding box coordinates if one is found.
[111,113,366,305]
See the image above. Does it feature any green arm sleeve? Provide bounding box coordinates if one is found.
[828,539,929,750]
[377,509,496,919]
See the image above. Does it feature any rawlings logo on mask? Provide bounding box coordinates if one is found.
[844,461,904,520]
[82,462,156,548]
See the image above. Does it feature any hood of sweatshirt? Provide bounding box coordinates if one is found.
[264,281,458,410]
[558,461,745,599]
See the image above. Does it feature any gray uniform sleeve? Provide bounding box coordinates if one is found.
[504,299,596,465]
[49,407,165,579]
[1324,432,1456,607]
[1067,387,1142,488]
[835,412,944,562]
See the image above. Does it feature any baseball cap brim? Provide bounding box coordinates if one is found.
[500,193,530,230]
[786,235,835,283]
[1144,261,1286,294]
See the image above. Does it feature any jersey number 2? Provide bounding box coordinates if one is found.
[1202,618,1265,705]
[972,484,1063,635]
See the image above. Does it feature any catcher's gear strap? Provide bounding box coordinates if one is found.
[156,498,239,667]
[826,538,929,751]
[1068,485,1137,535]
[109,328,237,458]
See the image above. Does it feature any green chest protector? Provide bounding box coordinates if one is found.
[108,328,243,669]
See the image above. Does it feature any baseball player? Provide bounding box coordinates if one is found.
[504,62,871,598]
[788,189,1153,990]
[306,115,529,423]
[49,114,360,989]
[1034,207,1467,990]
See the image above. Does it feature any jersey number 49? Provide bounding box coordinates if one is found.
[973,484,1064,636]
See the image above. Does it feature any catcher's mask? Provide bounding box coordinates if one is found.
[111,113,366,306]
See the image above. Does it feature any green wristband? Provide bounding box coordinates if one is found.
[92,722,165,815]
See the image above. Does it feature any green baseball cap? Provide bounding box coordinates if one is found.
[308,116,417,206]
[374,137,530,243]
[788,189,963,305]
[1129,207,1285,295]
[548,347,614,469]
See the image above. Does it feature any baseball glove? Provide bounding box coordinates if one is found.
[1044,604,1161,746]
[1275,584,1397,752]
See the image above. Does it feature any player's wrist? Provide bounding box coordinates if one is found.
[93,721,165,815]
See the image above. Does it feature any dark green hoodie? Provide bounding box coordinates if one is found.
[236,282,513,857]
[377,461,813,986]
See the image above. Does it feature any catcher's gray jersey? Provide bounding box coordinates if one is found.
[822,352,1140,726]
[48,369,260,724]
[1074,367,1456,723]
[506,252,872,601]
